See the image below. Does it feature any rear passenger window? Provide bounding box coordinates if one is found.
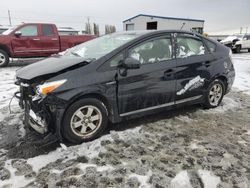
[42,25,55,36]
[176,37,205,58]
[128,38,172,65]
[203,39,216,52]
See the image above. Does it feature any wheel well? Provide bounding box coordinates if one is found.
[215,76,228,91]
[68,93,111,116]
[0,45,11,56]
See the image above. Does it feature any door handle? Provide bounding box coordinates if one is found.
[33,38,40,41]
[51,38,58,41]
[203,61,211,67]
[164,69,175,77]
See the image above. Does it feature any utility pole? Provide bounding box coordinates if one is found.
[8,10,12,26]
[240,27,243,34]
[246,27,248,34]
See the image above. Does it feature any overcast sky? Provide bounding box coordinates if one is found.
[0,0,249,34]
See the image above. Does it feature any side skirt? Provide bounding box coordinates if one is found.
[119,95,202,117]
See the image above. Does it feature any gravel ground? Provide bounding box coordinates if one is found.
[0,54,250,188]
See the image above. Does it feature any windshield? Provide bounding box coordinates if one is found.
[2,26,18,35]
[64,33,139,59]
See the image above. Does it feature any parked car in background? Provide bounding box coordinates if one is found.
[220,34,250,53]
[15,30,235,144]
[0,25,11,34]
[0,23,96,67]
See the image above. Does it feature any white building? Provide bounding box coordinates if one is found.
[123,14,205,34]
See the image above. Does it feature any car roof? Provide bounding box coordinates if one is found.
[113,30,203,38]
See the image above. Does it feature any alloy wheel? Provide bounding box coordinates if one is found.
[70,105,102,137]
[0,52,6,65]
[209,84,223,106]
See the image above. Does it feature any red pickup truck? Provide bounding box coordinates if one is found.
[0,23,96,67]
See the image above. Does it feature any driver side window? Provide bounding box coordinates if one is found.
[18,25,38,37]
[128,37,172,65]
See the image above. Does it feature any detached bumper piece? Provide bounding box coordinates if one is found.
[28,109,48,134]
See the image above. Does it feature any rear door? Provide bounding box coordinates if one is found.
[117,34,177,116]
[40,24,60,55]
[174,33,215,103]
[11,24,42,57]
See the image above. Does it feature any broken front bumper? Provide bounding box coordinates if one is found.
[15,84,50,135]
[28,109,48,134]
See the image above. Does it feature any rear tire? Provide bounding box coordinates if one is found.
[203,79,225,109]
[0,49,9,67]
[248,49,250,53]
[62,98,108,144]
[235,45,241,53]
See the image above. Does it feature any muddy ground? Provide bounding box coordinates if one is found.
[0,56,250,187]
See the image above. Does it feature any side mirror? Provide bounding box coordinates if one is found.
[14,31,22,37]
[121,57,140,69]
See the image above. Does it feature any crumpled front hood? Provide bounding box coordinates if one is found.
[16,55,91,81]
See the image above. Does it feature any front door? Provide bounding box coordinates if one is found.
[174,33,215,102]
[118,34,177,116]
[11,24,42,57]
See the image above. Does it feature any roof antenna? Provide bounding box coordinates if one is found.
[180,22,186,30]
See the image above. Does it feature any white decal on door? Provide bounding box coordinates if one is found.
[177,76,205,95]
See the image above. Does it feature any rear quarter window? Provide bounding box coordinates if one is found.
[203,39,217,52]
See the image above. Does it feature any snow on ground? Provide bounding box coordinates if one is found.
[233,53,250,94]
[0,53,250,187]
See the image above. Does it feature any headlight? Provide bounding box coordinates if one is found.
[38,79,67,96]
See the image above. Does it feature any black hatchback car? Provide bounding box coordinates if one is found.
[15,30,235,143]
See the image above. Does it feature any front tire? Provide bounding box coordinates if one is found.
[62,98,108,144]
[203,79,225,108]
[0,49,9,67]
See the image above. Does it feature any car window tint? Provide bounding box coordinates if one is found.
[42,25,55,36]
[177,37,205,58]
[19,25,38,36]
[203,38,216,52]
[128,38,172,65]
[110,53,124,67]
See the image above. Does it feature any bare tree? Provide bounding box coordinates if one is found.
[93,23,100,36]
[85,17,92,34]
[105,25,116,34]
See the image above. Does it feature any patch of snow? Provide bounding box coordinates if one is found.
[128,171,152,188]
[232,54,250,95]
[203,96,241,113]
[170,170,193,188]
[198,170,221,188]
[0,160,32,188]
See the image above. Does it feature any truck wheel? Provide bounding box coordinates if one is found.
[235,45,241,53]
[62,98,108,144]
[0,49,9,67]
[248,49,250,53]
[203,79,225,109]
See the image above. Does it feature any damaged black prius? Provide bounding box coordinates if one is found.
[15,30,235,144]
